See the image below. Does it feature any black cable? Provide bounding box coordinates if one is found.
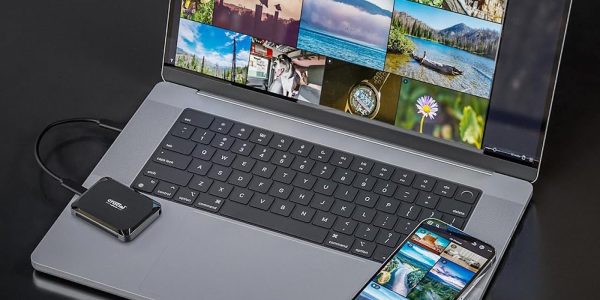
[34,118,123,196]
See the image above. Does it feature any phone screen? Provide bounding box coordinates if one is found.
[354,219,495,300]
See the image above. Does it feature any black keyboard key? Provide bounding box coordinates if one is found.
[188,159,212,176]
[312,212,336,229]
[332,168,356,185]
[192,144,216,160]
[211,150,236,166]
[434,181,457,198]
[415,192,440,209]
[252,161,276,178]
[221,201,328,244]
[312,163,335,179]
[289,189,314,205]
[272,168,296,184]
[352,206,376,224]
[211,134,235,150]
[251,145,275,161]
[132,175,159,193]
[376,230,403,248]
[248,177,273,194]
[249,129,273,145]
[350,158,374,174]
[395,218,417,235]
[373,245,395,262]
[376,197,400,214]
[229,187,253,204]
[373,213,398,230]
[324,232,354,252]
[228,170,252,187]
[442,214,465,229]
[310,194,335,211]
[331,201,355,218]
[207,165,232,182]
[333,218,358,234]
[171,123,195,139]
[289,140,313,157]
[194,194,225,212]
[154,181,178,199]
[310,146,333,162]
[355,191,379,208]
[209,181,233,198]
[191,129,215,145]
[143,162,192,186]
[230,140,255,156]
[174,188,199,205]
[351,239,376,258]
[269,134,293,151]
[394,186,418,203]
[373,180,397,197]
[269,182,293,199]
[291,206,316,223]
[189,175,213,192]
[179,109,214,129]
[455,187,480,204]
[291,157,315,173]
[162,136,195,155]
[372,164,393,180]
[210,118,234,134]
[391,168,415,186]
[271,151,294,167]
[249,194,274,210]
[334,185,358,202]
[413,175,436,191]
[314,179,337,196]
[271,199,295,217]
[397,203,421,220]
[353,174,376,191]
[232,156,256,173]
[330,152,353,168]
[438,198,471,218]
[419,209,443,222]
[229,124,253,140]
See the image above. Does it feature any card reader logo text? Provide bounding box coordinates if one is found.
[106,199,127,211]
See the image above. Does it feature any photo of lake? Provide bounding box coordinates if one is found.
[297,0,394,70]
[386,0,502,99]
[387,37,495,98]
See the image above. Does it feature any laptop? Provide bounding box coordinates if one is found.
[32,0,571,299]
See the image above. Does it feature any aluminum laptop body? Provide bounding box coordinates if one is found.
[32,0,572,299]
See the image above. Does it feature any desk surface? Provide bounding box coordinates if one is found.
[2,1,599,299]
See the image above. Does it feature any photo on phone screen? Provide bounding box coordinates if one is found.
[354,219,495,300]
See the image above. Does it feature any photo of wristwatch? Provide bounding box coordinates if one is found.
[345,71,390,119]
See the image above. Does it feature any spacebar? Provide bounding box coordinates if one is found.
[220,202,328,244]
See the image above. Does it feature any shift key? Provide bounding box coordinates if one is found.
[142,162,193,186]
[437,198,471,218]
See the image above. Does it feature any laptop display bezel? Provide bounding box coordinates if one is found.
[160,0,572,182]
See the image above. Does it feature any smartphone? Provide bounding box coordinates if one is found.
[353,218,496,300]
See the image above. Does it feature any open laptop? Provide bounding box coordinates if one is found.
[32,0,571,299]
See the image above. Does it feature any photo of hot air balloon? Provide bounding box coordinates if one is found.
[213,0,304,47]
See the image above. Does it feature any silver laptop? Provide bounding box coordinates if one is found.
[32,0,571,299]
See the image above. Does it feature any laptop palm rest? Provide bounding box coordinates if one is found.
[139,203,377,300]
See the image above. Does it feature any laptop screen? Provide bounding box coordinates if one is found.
[166,0,568,168]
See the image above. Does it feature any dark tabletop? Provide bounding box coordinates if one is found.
[1,1,599,299]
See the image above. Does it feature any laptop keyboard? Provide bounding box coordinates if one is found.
[132,109,481,263]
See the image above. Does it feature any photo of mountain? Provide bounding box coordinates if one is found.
[407,259,475,300]
[385,0,502,98]
[175,19,251,84]
[410,0,507,23]
[297,0,394,70]
[213,0,303,47]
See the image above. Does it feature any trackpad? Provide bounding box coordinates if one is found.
[139,212,377,300]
